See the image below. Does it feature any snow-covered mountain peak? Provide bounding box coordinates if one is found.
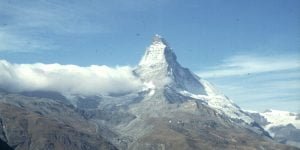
[136,35,206,95]
[134,35,256,125]
[138,34,176,67]
[152,34,165,44]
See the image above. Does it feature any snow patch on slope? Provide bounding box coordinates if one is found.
[179,79,253,124]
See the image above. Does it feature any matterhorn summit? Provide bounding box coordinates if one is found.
[136,34,206,95]
[138,34,176,67]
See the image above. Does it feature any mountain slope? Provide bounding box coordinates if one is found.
[135,34,253,124]
[0,90,117,150]
[92,35,296,149]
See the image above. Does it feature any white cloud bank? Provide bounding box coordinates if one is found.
[0,60,143,96]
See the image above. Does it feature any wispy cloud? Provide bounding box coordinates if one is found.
[218,79,300,113]
[197,54,300,112]
[0,0,107,52]
[0,0,106,34]
[0,31,55,52]
[0,0,172,52]
[197,54,300,78]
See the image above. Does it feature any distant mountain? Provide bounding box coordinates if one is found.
[0,35,298,150]
[247,109,300,148]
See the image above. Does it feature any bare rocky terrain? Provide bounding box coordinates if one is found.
[0,90,116,150]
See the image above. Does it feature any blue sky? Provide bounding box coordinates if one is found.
[0,0,299,112]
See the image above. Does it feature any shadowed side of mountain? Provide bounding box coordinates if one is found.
[0,139,13,150]
[20,90,71,104]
